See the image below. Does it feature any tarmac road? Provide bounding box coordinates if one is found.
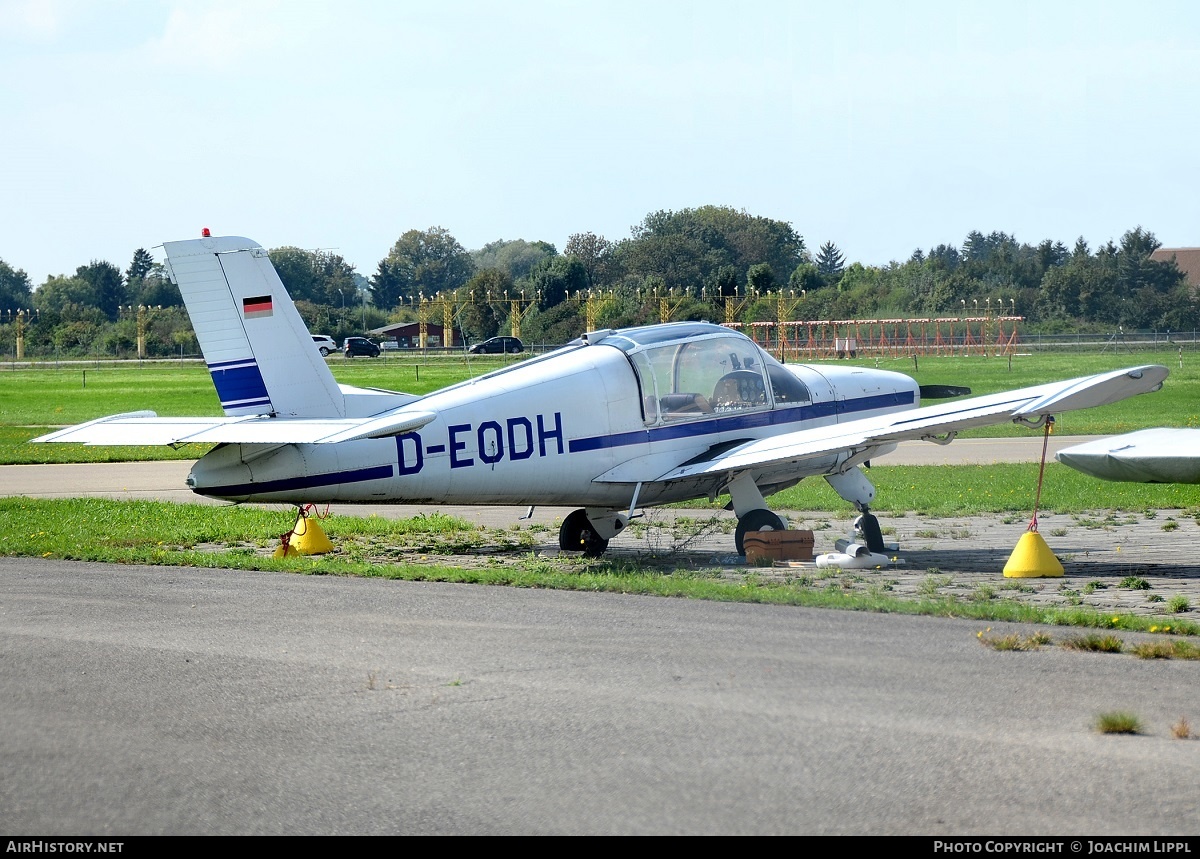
[3,440,1200,836]
[3,555,1198,836]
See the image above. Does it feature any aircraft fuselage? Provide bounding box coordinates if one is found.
[187,341,919,508]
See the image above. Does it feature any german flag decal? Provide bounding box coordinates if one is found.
[243,295,273,319]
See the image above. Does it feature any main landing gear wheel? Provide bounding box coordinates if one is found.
[559,509,610,557]
[854,509,886,553]
[735,509,786,555]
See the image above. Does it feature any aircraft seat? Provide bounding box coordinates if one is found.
[660,393,713,415]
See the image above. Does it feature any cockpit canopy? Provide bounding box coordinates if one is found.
[586,322,811,424]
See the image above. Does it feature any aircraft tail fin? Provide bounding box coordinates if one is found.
[162,234,347,418]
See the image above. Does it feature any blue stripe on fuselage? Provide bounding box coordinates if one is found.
[198,464,395,498]
[567,391,913,453]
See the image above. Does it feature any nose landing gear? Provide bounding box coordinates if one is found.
[853,507,886,553]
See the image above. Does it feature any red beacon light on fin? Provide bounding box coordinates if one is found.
[201,227,211,237]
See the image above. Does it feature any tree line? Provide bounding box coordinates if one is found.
[0,205,1191,358]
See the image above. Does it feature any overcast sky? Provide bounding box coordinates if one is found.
[2,0,1197,285]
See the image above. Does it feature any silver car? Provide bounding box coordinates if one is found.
[311,335,337,356]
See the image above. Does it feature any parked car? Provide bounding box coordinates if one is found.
[468,336,524,354]
[311,335,337,356]
[343,336,380,358]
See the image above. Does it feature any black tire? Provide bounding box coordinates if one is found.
[855,511,886,553]
[319,347,330,357]
[559,509,609,557]
[344,350,353,358]
[735,509,786,555]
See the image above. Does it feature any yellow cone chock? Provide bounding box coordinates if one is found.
[272,541,301,559]
[290,514,335,555]
[1003,530,1064,578]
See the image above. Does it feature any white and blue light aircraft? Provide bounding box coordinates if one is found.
[35,233,1170,556]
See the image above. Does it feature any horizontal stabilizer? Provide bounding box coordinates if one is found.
[31,410,437,446]
[31,411,160,443]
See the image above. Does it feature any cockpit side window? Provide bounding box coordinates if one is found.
[766,363,812,403]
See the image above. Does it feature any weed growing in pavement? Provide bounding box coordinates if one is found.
[1130,639,1200,660]
[1171,717,1192,740]
[918,574,953,595]
[977,629,1052,651]
[1060,633,1124,653]
[973,584,997,601]
[1094,712,1142,735]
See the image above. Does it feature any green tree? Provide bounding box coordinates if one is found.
[787,263,823,294]
[527,256,589,310]
[518,300,587,346]
[377,227,475,308]
[33,275,98,316]
[369,258,408,312]
[269,247,321,303]
[313,252,359,307]
[816,241,846,279]
[926,244,961,272]
[711,264,739,297]
[268,247,359,308]
[458,268,513,342]
[132,275,183,309]
[563,232,614,290]
[0,259,33,311]
[125,249,180,309]
[126,248,155,283]
[75,260,126,321]
[746,262,776,294]
[472,239,556,283]
[616,206,807,294]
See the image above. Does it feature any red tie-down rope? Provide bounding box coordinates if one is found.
[277,503,331,553]
[1028,415,1055,532]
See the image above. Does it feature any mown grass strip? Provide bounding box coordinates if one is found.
[3,497,1197,637]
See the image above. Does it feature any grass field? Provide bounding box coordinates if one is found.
[1,347,1194,453]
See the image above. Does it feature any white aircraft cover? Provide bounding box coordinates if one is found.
[1055,428,1200,484]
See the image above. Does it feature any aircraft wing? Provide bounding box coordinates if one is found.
[652,364,1168,484]
[30,409,438,446]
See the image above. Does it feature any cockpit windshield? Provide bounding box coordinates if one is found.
[591,322,809,424]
